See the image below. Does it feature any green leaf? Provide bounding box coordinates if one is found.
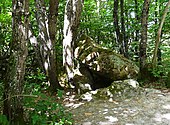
[57,89,63,98]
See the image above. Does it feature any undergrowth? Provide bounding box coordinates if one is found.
[0,72,73,125]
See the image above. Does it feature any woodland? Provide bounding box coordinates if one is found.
[0,0,170,124]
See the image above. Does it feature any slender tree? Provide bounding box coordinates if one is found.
[152,0,170,67]
[135,0,140,43]
[30,0,62,92]
[113,0,128,57]
[63,0,82,84]
[3,0,29,124]
[134,0,140,61]
[48,0,61,91]
[139,0,150,77]
[120,0,128,57]
[113,0,122,54]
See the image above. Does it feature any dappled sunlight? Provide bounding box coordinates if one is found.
[64,92,85,109]
[98,121,117,125]
[105,116,118,122]
[68,87,170,124]
[65,102,84,109]
[153,113,170,122]
[81,122,92,125]
[162,104,170,109]
[162,113,170,120]
[81,92,93,101]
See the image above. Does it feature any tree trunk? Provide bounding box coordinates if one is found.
[63,0,82,84]
[134,0,139,61]
[113,0,127,57]
[124,1,131,57]
[139,0,150,77]
[34,0,62,91]
[154,0,162,65]
[120,0,128,58]
[3,0,29,124]
[152,0,170,67]
[134,0,139,43]
[48,0,61,91]
[113,0,123,54]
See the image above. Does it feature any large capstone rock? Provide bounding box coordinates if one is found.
[74,34,139,90]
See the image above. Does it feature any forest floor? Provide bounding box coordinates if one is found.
[64,87,170,125]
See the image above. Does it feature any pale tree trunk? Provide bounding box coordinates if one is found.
[63,0,82,84]
[34,0,62,91]
[3,0,29,124]
[152,0,170,67]
[139,0,150,76]
[34,0,51,74]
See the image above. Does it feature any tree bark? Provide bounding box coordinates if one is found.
[34,0,62,91]
[134,0,140,61]
[113,0,128,57]
[113,0,123,54]
[134,0,139,43]
[48,0,61,91]
[152,0,170,67]
[3,0,29,124]
[139,0,150,76]
[120,0,128,58]
[63,0,82,84]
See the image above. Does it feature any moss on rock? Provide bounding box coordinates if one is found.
[74,34,139,91]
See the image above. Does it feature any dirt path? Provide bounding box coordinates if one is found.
[64,88,170,125]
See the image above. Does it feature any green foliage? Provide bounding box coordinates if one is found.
[21,69,73,125]
[26,69,46,82]
[0,115,9,125]
[25,69,47,91]
[165,72,170,88]
[24,84,73,125]
[0,0,12,47]
[79,0,115,49]
[1,0,170,123]
[0,82,3,107]
[149,65,165,78]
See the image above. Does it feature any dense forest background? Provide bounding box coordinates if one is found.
[0,0,170,124]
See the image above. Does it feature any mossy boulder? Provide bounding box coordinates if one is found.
[94,79,141,99]
[74,34,139,90]
[80,79,142,101]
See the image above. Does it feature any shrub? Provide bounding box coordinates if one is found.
[0,115,9,125]
[24,73,73,125]
[24,90,73,125]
